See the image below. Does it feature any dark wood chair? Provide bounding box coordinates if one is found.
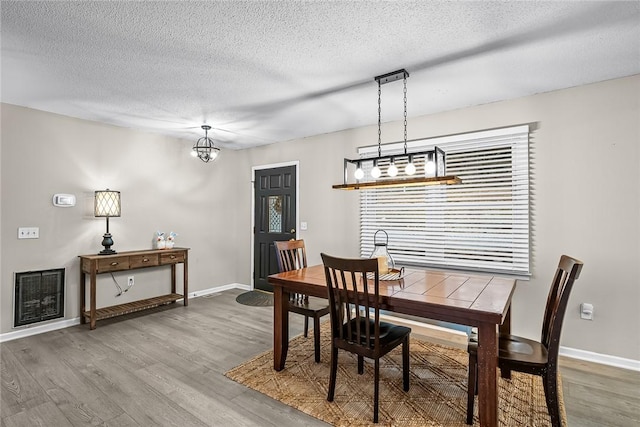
[274,239,329,363]
[466,255,584,426]
[321,253,411,424]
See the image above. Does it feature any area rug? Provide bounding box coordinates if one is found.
[225,323,565,426]
[235,290,274,306]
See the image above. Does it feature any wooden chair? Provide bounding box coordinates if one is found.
[466,255,584,426]
[321,253,411,424]
[274,239,329,363]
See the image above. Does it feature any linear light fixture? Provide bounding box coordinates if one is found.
[334,69,460,190]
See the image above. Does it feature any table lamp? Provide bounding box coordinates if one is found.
[94,189,121,255]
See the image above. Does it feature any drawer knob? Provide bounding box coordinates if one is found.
[170,255,176,259]
[110,262,118,266]
[143,258,149,262]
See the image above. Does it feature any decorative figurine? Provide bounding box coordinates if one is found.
[155,231,166,249]
[166,231,177,249]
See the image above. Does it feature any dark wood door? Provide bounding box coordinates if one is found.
[254,165,297,292]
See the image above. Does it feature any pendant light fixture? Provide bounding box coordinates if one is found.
[191,125,220,163]
[334,69,460,190]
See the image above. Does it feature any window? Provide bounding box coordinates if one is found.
[360,125,530,276]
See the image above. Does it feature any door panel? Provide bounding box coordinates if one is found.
[254,165,296,292]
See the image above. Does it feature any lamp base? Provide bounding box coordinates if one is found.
[99,233,117,255]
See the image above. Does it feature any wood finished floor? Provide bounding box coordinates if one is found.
[2,289,639,426]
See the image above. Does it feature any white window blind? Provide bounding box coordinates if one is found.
[360,125,530,276]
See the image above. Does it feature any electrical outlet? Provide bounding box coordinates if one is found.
[580,303,593,320]
[128,276,134,287]
[18,227,39,239]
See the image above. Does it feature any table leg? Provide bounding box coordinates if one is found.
[477,321,498,427]
[273,285,289,371]
[183,254,189,306]
[89,272,97,330]
[171,264,177,295]
[500,306,511,379]
[80,271,86,325]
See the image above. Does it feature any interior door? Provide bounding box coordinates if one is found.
[254,165,297,292]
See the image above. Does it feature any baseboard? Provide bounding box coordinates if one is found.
[188,283,250,298]
[4,286,638,372]
[379,313,469,350]
[0,283,252,343]
[0,317,82,343]
[560,346,640,372]
[382,313,640,371]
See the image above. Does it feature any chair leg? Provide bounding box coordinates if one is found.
[466,353,477,425]
[544,370,562,427]
[303,315,309,338]
[327,345,338,402]
[358,355,364,374]
[373,357,380,423]
[402,335,410,391]
[313,315,321,363]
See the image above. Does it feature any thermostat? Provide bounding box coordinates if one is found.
[52,194,76,207]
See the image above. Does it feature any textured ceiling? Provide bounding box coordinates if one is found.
[2,1,639,149]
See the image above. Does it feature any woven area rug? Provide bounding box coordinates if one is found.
[225,323,565,426]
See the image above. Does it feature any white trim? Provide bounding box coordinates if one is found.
[188,283,250,298]
[0,317,81,343]
[5,285,637,373]
[250,160,300,289]
[560,346,640,372]
[0,283,251,343]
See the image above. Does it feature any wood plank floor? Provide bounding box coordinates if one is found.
[2,289,639,426]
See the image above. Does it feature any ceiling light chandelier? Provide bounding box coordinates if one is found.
[191,125,220,163]
[333,69,460,190]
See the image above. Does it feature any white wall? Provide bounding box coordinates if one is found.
[0,106,245,333]
[235,75,640,361]
[1,74,638,362]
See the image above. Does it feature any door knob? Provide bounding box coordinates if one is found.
[290,229,296,233]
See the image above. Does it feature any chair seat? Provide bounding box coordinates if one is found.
[288,296,330,316]
[343,318,411,348]
[469,333,549,368]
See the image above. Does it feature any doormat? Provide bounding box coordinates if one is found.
[235,290,274,307]
[225,322,565,426]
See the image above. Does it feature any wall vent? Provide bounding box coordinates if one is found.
[14,268,65,327]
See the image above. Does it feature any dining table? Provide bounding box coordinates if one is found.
[268,264,516,427]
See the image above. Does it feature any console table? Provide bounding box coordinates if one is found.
[79,247,189,330]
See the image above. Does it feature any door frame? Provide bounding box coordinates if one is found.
[250,160,299,290]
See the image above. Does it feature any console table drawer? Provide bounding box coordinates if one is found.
[160,252,185,265]
[130,254,159,268]
[97,257,130,273]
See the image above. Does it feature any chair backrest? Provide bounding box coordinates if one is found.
[541,255,584,361]
[321,253,382,351]
[274,239,307,272]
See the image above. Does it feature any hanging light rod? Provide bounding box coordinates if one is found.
[333,68,460,190]
[375,69,409,85]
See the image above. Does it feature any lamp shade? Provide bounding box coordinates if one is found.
[94,190,121,217]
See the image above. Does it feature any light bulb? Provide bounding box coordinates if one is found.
[387,163,398,177]
[425,160,436,175]
[190,149,198,158]
[405,162,416,175]
[371,165,382,179]
[354,167,364,180]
